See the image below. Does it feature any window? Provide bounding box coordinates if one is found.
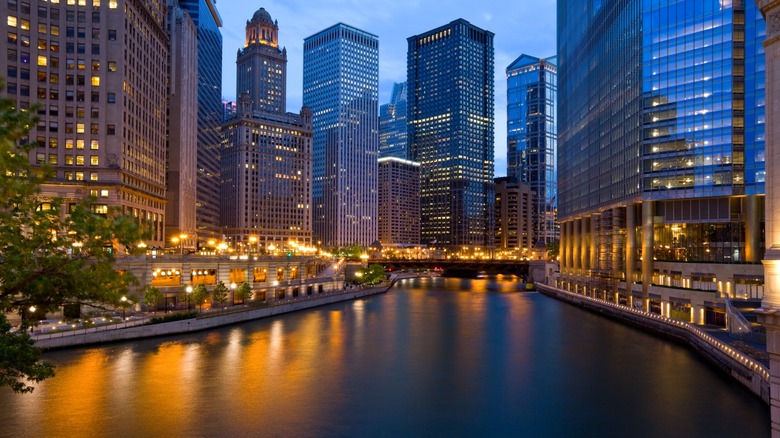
[37,55,46,66]
[75,172,84,181]
[76,123,84,134]
[107,61,116,72]
[91,91,99,102]
[107,93,115,103]
[65,155,73,165]
[49,105,58,116]
[50,73,58,84]
[93,0,101,6]
[107,124,115,135]
[6,66,16,77]
[90,107,99,118]
[108,29,116,40]
[76,139,84,149]
[50,41,58,52]
[20,52,29,64]
[77,75,85,86]
[91,44,99,55]
[7,16,17,28]
[48,154,58,165]
[66,42,74,53]
[37,87,46,99]
[76,155,84,166]
[37,6,46,18]
[77,43,85,54]
[91,12,99,23]
[90,139,99,150]
[100,189,108,198]
[66,58,74,69]
[65,74,73,85]
[65,171,73,180]
[76,107,84,117]
[7,47,16,60]
[20,19,29,31]
[7,32,16,43]
[37,23,46,34]
[50,25,59,36]
[77,59,85,70]
[50,57,58,68]
[65,123,73,133]
[19,85,28,96]
[36,153,46,164]
[90,123,98,134]
[65,139,73,149]
[90,173,98,181]
[19,35,28,47]
[49,138,58,148]
[20,68,28,80]
[91,76,99,86]
[90,155,98,166]
[77,27,85,38]
[37,39,46,50]
[91,61,99,71]
[109,0,117,9]
[65,90,74,101]
[37,71,45,82]
[6,82,16,94]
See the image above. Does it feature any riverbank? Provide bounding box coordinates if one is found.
[33,282,395,350]
[537,283,770,404]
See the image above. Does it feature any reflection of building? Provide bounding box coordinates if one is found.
[494,177,533,252]
[1,1,170,246]
[178,0,223,245]
[557,0,766,322]
[221,8,313,250]
[379,82,408,159]
[407,19,495,248]
[378,157,420,245]
[303,23,379,247]
[506,54,557,246]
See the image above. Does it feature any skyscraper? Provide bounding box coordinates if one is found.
[379,82,408,159]
[494,177,534,252]
[506,54,558,246]
[378,157,420,246]
[178,0,223,246]
[557,0,766,322]
[303,23,379,247]
[1,0,169,246]
[166,1,199,250]
[236,7,286,114]
[221,8,313,251]
[407,19,495,248]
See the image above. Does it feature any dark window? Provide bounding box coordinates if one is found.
[107,124,115,135]
[7,66,16,78]
[107,93,115,104]
[91,44,99,55]
[108,29,116,40]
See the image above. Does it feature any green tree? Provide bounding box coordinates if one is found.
[142,286,163,313]
[179,286,194,311]
[191,284,209,312]
[547,239,560,260]
[0,80,146,393]
[234,282,253,303]
[212,281,229,309]
[363,264,386,285]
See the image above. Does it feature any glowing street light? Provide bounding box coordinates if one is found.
[120,295,128,320]
[185,285,193,310]
[249,236,258,254]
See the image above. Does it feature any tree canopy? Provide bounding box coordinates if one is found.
[0,81,147,393]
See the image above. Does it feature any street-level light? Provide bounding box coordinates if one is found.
[230,282,237,304]
[120,296,127,320]
[249,236,258,254]
[185,285,193,310]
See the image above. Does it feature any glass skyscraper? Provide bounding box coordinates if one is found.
[303,23,379,247]
[178,0,223,245]
[506,54,558,246]
[379,82,408,159]
[407,19,495,248]
[557,0,766,322]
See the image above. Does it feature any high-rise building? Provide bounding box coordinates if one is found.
[378,157,420,246]
[506,54,558,246]
[379,82,408,159]
[407,19,495,248]
[557,0,766,322]
[236,7,286,114]
[0,0,169,246]
[178,0,223,246]
[165,1,199,250]
[221,8,313,252]
[494,177,534,252]
[303,23,379,247]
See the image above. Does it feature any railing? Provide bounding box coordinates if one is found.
[31,317,150,341]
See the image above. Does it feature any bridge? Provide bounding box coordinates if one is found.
[374,259,529,279]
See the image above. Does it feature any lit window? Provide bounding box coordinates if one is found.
[90,140,99,150]
[7,16,17,28]
[20,19,29,31]
[65,156,74,165]
[76,139,84,149]
[49,154,58,165]
[108,61,116,72]
[76,155,84,166]
[75,172,84,181]
[65,140,73,149]
[93,0,101,6]
[91,76,99,86]
[37,55,47,66]
[100,189,108,198]
[90,155,99,166]
[76,123,84,134]
[109,0,117,8]
[90,173,98,181]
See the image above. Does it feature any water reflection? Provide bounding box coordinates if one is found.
[0,277,769,437]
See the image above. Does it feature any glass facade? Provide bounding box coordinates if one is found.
[303,24,379,247]
[407,19,495,248]
[379,82,408,159]
[506,54,558,245]
[179,0,223,243]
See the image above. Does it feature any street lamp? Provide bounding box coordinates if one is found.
[268,243,276,256]
[27,305,36,332]
[185,285,192,310]
[360,252,369,268]
[120,295,127,320]
[230,282,237,304]
[249,236,258,254]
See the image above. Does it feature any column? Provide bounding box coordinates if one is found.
[590,213,599,271]
[560,221,568,274]
[612,207,622,279]
[566,221,574,275]
[626,204,637,306]
[746,195,762,263]
[572,218,581,272]
[756,4,780,434]
[581,216,590,271]
[642,200,655,310]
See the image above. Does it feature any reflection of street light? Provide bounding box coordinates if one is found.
[185,285,192,310]
[120,296,127,320]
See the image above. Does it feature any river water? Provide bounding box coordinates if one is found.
[0,276,770,437]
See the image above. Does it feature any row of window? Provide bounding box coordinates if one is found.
[36,152,99,166]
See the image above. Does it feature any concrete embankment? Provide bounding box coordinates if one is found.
[35,286,390,350]
[536,283,770,404]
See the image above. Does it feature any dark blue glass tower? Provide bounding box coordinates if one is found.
[407,19,495,248]
[178,0,223,244]
[506,54,558,246]
[379,82,408,159]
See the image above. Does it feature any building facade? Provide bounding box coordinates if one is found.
[303,23,379,247]
[407,19,495,248]
[378,157,420,246]
[221,8,313,252]
[1,0,169,246]
[506,54,558,246]
[379,82,408,159]
[494,177,534,254]
[236,7,285,115]
[178,0,223,247]
[557,0,766,323]
[165,1,198,250]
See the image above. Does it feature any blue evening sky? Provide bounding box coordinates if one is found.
[217,0,556,176]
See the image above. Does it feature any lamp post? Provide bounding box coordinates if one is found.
[185,285,192,311]
[120,295,127,320]
[249,236,258,255]
[268,243,276,256]
[27,305,36,332]
[230,282,237,305]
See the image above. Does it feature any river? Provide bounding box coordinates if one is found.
[0,276,770,437]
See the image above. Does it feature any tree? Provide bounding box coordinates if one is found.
[0,80,146,393]
[179,286,193,311]
[142,286,163,313]
[547,239,560,260]
[234,282,253,303]
[191,284,209,312]
[212,281,229,309]
[363,264,386,285]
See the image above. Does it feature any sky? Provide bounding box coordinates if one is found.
[215,0,557,176]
